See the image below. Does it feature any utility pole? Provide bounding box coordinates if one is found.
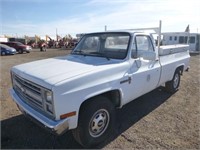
[56,28,58,41]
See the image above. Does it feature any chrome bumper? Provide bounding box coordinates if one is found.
[9,89,69,135]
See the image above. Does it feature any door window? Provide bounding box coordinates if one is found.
[132,35,154,58]
[135,35,154,52]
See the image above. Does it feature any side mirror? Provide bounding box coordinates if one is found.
[140,51,156,60]
[131,51,138,59]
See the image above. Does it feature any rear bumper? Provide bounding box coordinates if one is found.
[9,88,69,135]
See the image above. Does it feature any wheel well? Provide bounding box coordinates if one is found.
[101,90,121,107]
[80,90,121,111]
[176,65,184,75]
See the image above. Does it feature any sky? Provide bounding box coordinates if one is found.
[1,0,200,39]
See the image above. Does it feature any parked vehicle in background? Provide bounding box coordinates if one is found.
[162,32,200,52]
[0,41,32,54]
[0,44,16,56]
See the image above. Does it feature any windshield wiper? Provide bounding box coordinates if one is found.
[72,50,86,56]
[89,52,110,60]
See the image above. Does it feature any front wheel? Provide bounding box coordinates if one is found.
[1,51,6,56]
[165,70,181,93]
[72,96,115,148]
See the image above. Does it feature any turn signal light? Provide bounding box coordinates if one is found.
[60,111,76,119]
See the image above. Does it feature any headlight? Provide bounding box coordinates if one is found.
[26,46,31,50]
[46,104,53,113]
[44,90,54,114]
[45,91,53,104]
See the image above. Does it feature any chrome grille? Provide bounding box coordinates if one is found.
[12,72,55,119]
[13,74,44,110]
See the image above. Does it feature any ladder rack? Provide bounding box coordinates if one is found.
[108,20,162,50]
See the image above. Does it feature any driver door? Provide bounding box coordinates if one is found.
[122,34,161,104]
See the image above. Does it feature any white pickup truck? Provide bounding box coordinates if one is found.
[9,22,190,147]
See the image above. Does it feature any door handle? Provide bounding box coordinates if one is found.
[120,76,132,84]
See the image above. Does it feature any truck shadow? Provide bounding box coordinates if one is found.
[97,87,173,148]
[1,87,172,149]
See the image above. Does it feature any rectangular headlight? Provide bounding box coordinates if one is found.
[46,104,53,113]
[45,91,53,104]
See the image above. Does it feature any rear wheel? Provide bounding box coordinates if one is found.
[72,96,115,148]
[165,70,181,93]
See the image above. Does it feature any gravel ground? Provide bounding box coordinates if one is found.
[0,49,199,149]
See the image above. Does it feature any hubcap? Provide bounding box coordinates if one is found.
[173,73,179,88]
[89,109,110,138]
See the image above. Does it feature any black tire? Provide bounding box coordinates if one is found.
[26,51,30,53]
[18,49,23,54]
[1,51,6,56]
[72,96,115,148]
[165,70,181,93]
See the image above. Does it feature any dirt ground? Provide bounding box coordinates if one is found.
[0,49,199,149]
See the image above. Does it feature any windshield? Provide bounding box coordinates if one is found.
[16,42,23,46]
[72,33,130,59]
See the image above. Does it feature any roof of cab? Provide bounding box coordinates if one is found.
[84,30,150,35]
[79,27,159,36]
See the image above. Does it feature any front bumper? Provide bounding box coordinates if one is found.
[9,88,69,135]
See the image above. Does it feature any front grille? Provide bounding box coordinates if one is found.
[12,73,55,119]
[13,74,44,110]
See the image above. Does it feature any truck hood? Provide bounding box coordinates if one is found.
[12,55,124,89]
